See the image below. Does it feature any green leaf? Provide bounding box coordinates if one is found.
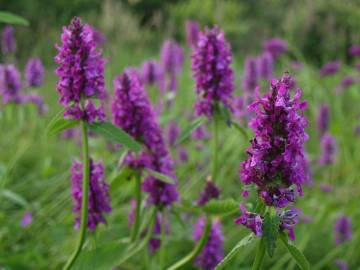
[110,166,135,192]
[1,189,29,207]
[45,118,79,137]
[279,233,310,270]
[175,117,206,145]
[231,121,249,140]
[214,234,254,270]
[88,122,142,152]
[0,11,29,26]
[203,198,239,215]
[263,212,280,257]
[145,169,176,185]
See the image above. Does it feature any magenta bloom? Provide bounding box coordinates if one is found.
[160,40,184,92]
[185,20,200,48]
[70,159,111,230]
[192,26,234,117]
[279,208,300,241]
[257,52,273,81]
[348,45,360,57]
[21,212,33,227]
[317,104,329,137]
[193,218,224,270]
[318,133,337,166]
[233,96,245,121]
[55,17,106,122]
[91,27,106,46]
[240,73,308,208]
[242,57,258,95]
[263,38,288,59]
[140,60,165,91]
[112,70,178,207]
[0,64,23,104]
[334,215,352,245]
[235,204,263,236]
[25,58,44,87]
[197,180,220,206]
[320,60,341,77]
[1,25,16,55]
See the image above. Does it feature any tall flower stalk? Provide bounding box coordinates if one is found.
[54,17,107,269]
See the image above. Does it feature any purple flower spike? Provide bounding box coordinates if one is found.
[348,45,360,57]
[21,212,33,228]
[55,17,106,122]
[318,133,337,166]
[1,25,16,55]
[279,208,300,241]
[334,215,352,245]
[25,58,44,87]
[336,76,357,93]
[235,204,263,236]
[112,70,178,208]
[0,64,23,104]
[140,60,165,92]
[192,26,234,118]
[197,179,220,206]
[242,57,258,95]
[320,60,341,77]
[335,259,348,270]
[240,73,309,208]
[257,52,274,81]
[317,103,329,136]
[263,38,288,59]
[193,218,224,270]
[71,159,111,230]
[185,20,200,48]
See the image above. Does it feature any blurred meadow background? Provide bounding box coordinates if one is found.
[0,0,360,269]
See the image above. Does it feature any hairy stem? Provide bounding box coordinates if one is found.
[63,120,90,270]
[131,172,142,242]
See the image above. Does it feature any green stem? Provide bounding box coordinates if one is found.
[251,238,266,270]
[159,212,167,269]
[131,172,142,242]
[166,217,212,270]
[63,120,90,270]
[211,116,219,182]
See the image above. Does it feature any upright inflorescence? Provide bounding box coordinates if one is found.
[25,58,44,87]
[192,26,234,118]
[317,103,329,136]
[257,52,274,81]
[160,40,184,92]
[185,20,200,48]
[112,70,178,208]
[140,60,165,92]
[70,159,111,230]
[320,60,341,77]
[334,215,352,245]
[318,132,337,166]
[55,17,106,123]
[197,180,220,206]
[242,57,258,96]
[1,25,16,56]
[0,64,23,104]
[263,38,288,59]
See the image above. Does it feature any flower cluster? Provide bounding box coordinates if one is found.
[348,45,360,57]
[70,159,111,230]
[317,103,329,136]
[242,57,258,95]
[140,60,165,91]
[185,20,200,48]
[257,52,274,81]
[1,25,16,55]
[197,180,220,206]
[55,17,106,123]
[318,132,337,166]
[0,64,23,104]
[320,60,341,77]
[193,217,224,270]
[25,58,44,87]
[334,215,352,245]
[112,70,178,207]
[336,76,357,93]
[240,73,309,208]
[192,26,234,117]
[263,38,288,59]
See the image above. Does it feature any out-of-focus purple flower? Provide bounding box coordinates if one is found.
[167,121,180,146]
[300,214,313,224]
[185,20,200,48]
[1,25,16,55]
[149,212,169,253]
[319,182,333,193]
[320,61,341,77]
[140,60,165,92]
[112,70,178,207]
[279,208,300,241]
[0,64,23,104]
[318,133,337,166]
[55,17,106,123]
[335,259,348,270]
[334,215,352,245]
[192,26,234,118]
[91,27,106,46]
[193,217,224,270]
[61,128,79,139]
[348,45,360,57]
[317,104,329,136]
[177,147,189,163]
[160,40,184,92]
[197,180,220,206]
[263,38,288,59]
[70,159,111,230]
[240,73,308,208]
[235,204,263,236]
[290,61,303,70]
[355,125,360,135]
[242,57,258,96]
[25,58,44,87]
[191,124,210,140]
[21,212,33,227]
[232,96,245,120]
[257,52,273,81]
[25,93,48,115]
[336,76,357,93]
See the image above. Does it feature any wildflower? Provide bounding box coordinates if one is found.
[1,25,16,55]
[140,60,165,91]
[240,73,308,208]
[335,259,348,270]
[318,133,337,166]
[70,159,111,230]
[197,179,220,206]
[235,204,263,236]
[21,212,33,227]
[55,17,106,123]
[263,38,288,59]
[336,76,357,93]
[192,26,234,118]
[279,208,300,241]
[25,58,44,87]
[348,45,360,57]
[0,64,23,104]
[334,215,352,245]
[193,217,224,270]
[185,20,200,48]
[242,57,258,96]
[167,121,180,146]
[317,104,329,136]
[320,60,341,77]
[257,52,273,81]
